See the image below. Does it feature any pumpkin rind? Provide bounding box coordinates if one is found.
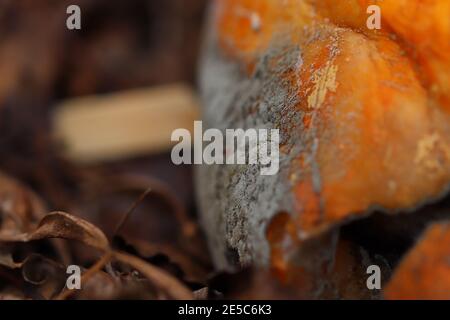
[198,0,450,272]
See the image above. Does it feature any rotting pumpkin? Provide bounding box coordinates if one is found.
[196,0,450,298]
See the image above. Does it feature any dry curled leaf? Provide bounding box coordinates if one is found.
[0,172,47,237]
[0,250,17,269]
[0,253,66,300]
[0,209,194,300]
[21,254,67,299]
[80,173,211,282]
[113,251,194,300]
[0,211,109,250]
[0,289,26,300]
[114,237,210,284]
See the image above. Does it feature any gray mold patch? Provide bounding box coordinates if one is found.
[196,24,311,270]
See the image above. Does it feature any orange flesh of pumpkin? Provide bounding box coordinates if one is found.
[212,0,450,282]
[385,222,450,299]
[215,0,450,234]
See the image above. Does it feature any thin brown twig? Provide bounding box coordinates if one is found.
[111,187,153,240]
[97,174,198,238]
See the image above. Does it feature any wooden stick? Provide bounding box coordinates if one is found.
[52,84,200,163]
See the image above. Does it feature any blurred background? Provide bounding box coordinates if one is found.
[0,0,206,222]
[0,0,215,299]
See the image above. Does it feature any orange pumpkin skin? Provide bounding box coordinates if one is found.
[197,0,450,283]
[385,222,450,300]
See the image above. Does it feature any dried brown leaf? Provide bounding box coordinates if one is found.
[113,251,193,300]
[0,172,47,237]
[0,211,109,251]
